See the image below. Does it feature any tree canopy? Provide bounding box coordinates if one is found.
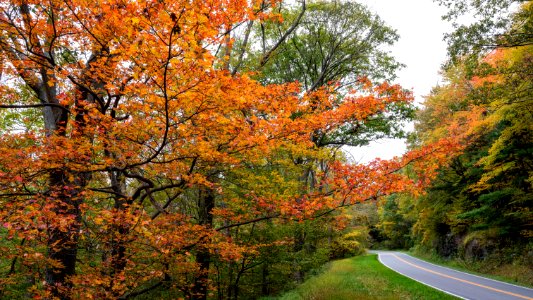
[373,2,532,279]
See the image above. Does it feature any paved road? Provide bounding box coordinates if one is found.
[375,251,533,300]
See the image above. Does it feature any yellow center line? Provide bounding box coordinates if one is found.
[391,254,533,300]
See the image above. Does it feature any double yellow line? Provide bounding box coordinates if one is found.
[391,254,533,300]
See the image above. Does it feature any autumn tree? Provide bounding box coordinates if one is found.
[183,0,419,294]
[409,45,532,261]
[246,1,413,146]
[373,3,532,280]
[218,0,417,287]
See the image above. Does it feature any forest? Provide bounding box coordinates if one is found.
[0,0,531,299]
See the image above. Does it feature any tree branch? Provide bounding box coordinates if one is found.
[259,0,306,68]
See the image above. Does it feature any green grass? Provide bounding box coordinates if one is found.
[267,254,458,300]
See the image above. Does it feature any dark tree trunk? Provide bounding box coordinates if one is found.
[42,78,92,298]
[41,85,81,298]
[109,170,129,295]
[261,263,269,296]
[192,187,215,300]
[45,170,82,298]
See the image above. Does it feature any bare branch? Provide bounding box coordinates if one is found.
[259,0,306,68]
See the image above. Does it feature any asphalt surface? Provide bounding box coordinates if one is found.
[375,251,533,300]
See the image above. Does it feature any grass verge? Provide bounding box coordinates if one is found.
[267,254,458,300]
[408,251,533,288]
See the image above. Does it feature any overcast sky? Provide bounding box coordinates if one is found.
[346,0,454,163]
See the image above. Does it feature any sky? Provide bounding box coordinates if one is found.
[346,0,454,163]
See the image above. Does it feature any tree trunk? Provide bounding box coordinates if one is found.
[45,170,82,298]
[292,167,314,283]
[42,79,93,298]
[192,187,215,300]
[40,82,82,298]
[261,263,269,296]
[292,225,305,283]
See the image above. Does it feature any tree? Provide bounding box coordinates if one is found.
[251,1,413,146]
[407,2,532,263]
[436,0,533,69]
[375,194,415,249]
[212,0,417,290]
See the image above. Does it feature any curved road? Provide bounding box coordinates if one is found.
[375,251,533,300]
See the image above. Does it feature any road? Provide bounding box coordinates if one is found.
[375,251,533,300]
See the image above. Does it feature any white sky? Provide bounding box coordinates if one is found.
[346,0,453,163]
